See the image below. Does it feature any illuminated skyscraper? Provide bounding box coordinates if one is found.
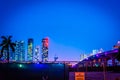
[15,41,19,61]
[42,37,49,62]
[33,46,40,62]
[20,41,25,61]
[27,38,34,62]
[15,41,25,62]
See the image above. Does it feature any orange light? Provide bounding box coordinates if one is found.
[75,72,85,80]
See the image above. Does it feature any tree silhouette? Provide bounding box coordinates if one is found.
[0,36,16,63]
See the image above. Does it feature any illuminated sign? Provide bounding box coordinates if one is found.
[75,72,85,80]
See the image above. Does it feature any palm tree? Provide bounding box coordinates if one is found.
[0,36,16,63]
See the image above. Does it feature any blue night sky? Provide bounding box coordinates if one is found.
[0,0,120,61]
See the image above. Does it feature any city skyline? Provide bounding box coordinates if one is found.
[0,36,119,62]
[0,0,120,61]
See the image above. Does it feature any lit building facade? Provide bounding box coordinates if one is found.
[42,37,49,62]
[27,38,34,62]
[34,46,40,62]
[15,41,25,62]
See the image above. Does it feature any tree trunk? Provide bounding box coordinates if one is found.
[7,49,9,63]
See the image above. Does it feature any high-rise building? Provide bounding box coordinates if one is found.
[41,37,49,62]
[27,38,34,62]
[15,41,25,62]
[33,46,40,62]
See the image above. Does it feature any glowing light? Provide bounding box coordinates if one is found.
[114,49,118,53]
[85,57,88,60]
[95,64,99,67]
[96,54,99,57]
[105,52,108,55]
[18,64,23,68]
[34,64,46,68]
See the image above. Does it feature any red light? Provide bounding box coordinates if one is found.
[42,37,49,47]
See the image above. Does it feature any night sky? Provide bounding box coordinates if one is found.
[0,0,120,61]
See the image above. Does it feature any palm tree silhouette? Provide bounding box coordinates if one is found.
[0,36,16,63]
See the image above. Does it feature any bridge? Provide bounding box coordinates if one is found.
[74,49,120,69]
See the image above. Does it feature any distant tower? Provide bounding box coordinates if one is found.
[27,38,34,62]
[117,41,120,45]
[54,54,58,62]
[80,54,84,61]
[113,40,120,49]
[15,41,25,62]
[41,37,49,62]
[98,48,104,53]
[92,49,98,55]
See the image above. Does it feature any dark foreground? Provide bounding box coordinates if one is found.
[0,63,69,80]
[1,63,120,80]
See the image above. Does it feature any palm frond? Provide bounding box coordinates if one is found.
[10,43,16,52]
[0,36,7,46]
[8,36,12,41]
[1,36,7,40]
[11,43,16,46]
[0,41,7,46]
[2,40,7,43]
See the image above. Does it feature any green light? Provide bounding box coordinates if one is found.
[95,64,99,67]
[19,64,23,68]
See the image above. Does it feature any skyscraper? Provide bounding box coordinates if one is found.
[15,41,25,62]
[42,37,49,62]
[34,46,40,62]
[27,38,34,62]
